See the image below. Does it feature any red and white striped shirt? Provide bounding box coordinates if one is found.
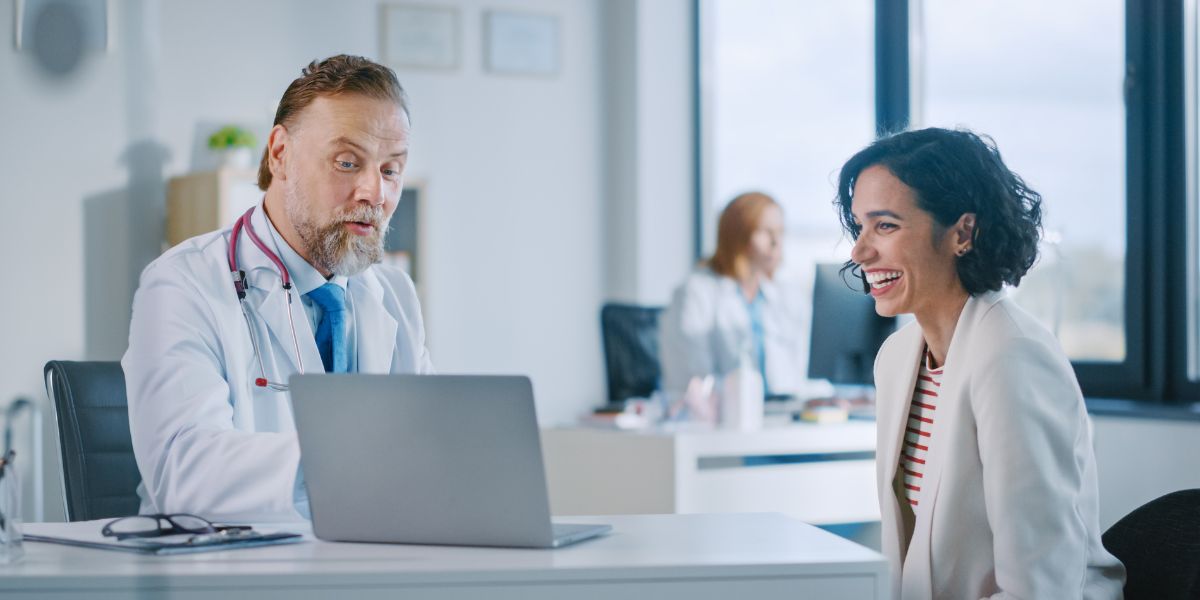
[901,349,942,508]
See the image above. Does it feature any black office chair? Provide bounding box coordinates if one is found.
[1102,488,1200,600]
[44,361,142,521]
[599,303,664,406]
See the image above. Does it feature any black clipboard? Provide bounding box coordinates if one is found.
[25,529,304,555]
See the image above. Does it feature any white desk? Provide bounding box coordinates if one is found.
[542,421,879,525]
[6,514,887,599]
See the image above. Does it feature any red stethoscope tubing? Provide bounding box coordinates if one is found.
[228,207,306,390]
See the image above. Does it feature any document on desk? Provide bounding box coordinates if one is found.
[24,521,304,555]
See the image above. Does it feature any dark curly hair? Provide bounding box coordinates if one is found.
[834,127,1043,296]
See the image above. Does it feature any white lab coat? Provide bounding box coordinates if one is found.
[658,267,806,397]
[874,290,1124,599]
[123,203,433,523]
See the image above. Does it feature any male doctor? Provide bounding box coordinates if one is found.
[123,55,432,522]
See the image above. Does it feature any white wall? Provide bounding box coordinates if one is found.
[601,0,696,306]
[1092,416,1200,530]
[0,0,616,520]
[1,0,146,521]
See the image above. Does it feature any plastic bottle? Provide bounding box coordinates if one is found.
[721,354,764,431]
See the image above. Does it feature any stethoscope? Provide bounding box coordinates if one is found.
[227,206,357,392]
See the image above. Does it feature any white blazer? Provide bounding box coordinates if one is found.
[122,203,433,523]
[659,267,805,396]
[874,290,1125,600]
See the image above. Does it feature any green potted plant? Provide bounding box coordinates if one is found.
[208,125,257,169]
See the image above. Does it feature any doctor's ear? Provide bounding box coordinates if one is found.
[266,124,290,182]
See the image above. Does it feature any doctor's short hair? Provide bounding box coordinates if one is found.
[834,127,1043,295]
[708,191,780,281]
[257,54,410,191]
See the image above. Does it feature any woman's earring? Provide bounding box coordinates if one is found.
[956,247,969,256]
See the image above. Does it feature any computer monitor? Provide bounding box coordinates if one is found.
[807,263,897,385]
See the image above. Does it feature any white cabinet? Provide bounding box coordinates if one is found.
[541,421,880,525]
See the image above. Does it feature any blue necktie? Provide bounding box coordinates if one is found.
[746,291,769,396]
[306,283,349,373]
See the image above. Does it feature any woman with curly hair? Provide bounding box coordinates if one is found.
[836,128,1125,599]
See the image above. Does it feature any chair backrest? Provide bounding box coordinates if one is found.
[44,360,141,521]
[599,303,664,405]
[1102,488,1200,600]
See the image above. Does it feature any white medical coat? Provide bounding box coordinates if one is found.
[122,203,433,522]
[658,267,806,397]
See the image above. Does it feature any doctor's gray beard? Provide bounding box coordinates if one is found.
[288,200,388,277]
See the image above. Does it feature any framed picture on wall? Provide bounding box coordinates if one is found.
[381,3,459,70]
[484,10,559,77]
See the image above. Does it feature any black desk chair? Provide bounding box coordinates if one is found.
[1102,488,1200,600]
[44,361,142,521]
[600,303,664,406]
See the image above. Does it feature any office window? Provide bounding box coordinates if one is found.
[703,0,874,277]
[916,1,1126,362]
[699,0,1194,403]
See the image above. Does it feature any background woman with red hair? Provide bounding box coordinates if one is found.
[659,191,806,402]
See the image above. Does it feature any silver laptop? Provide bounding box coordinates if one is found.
[289,374,611,548]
